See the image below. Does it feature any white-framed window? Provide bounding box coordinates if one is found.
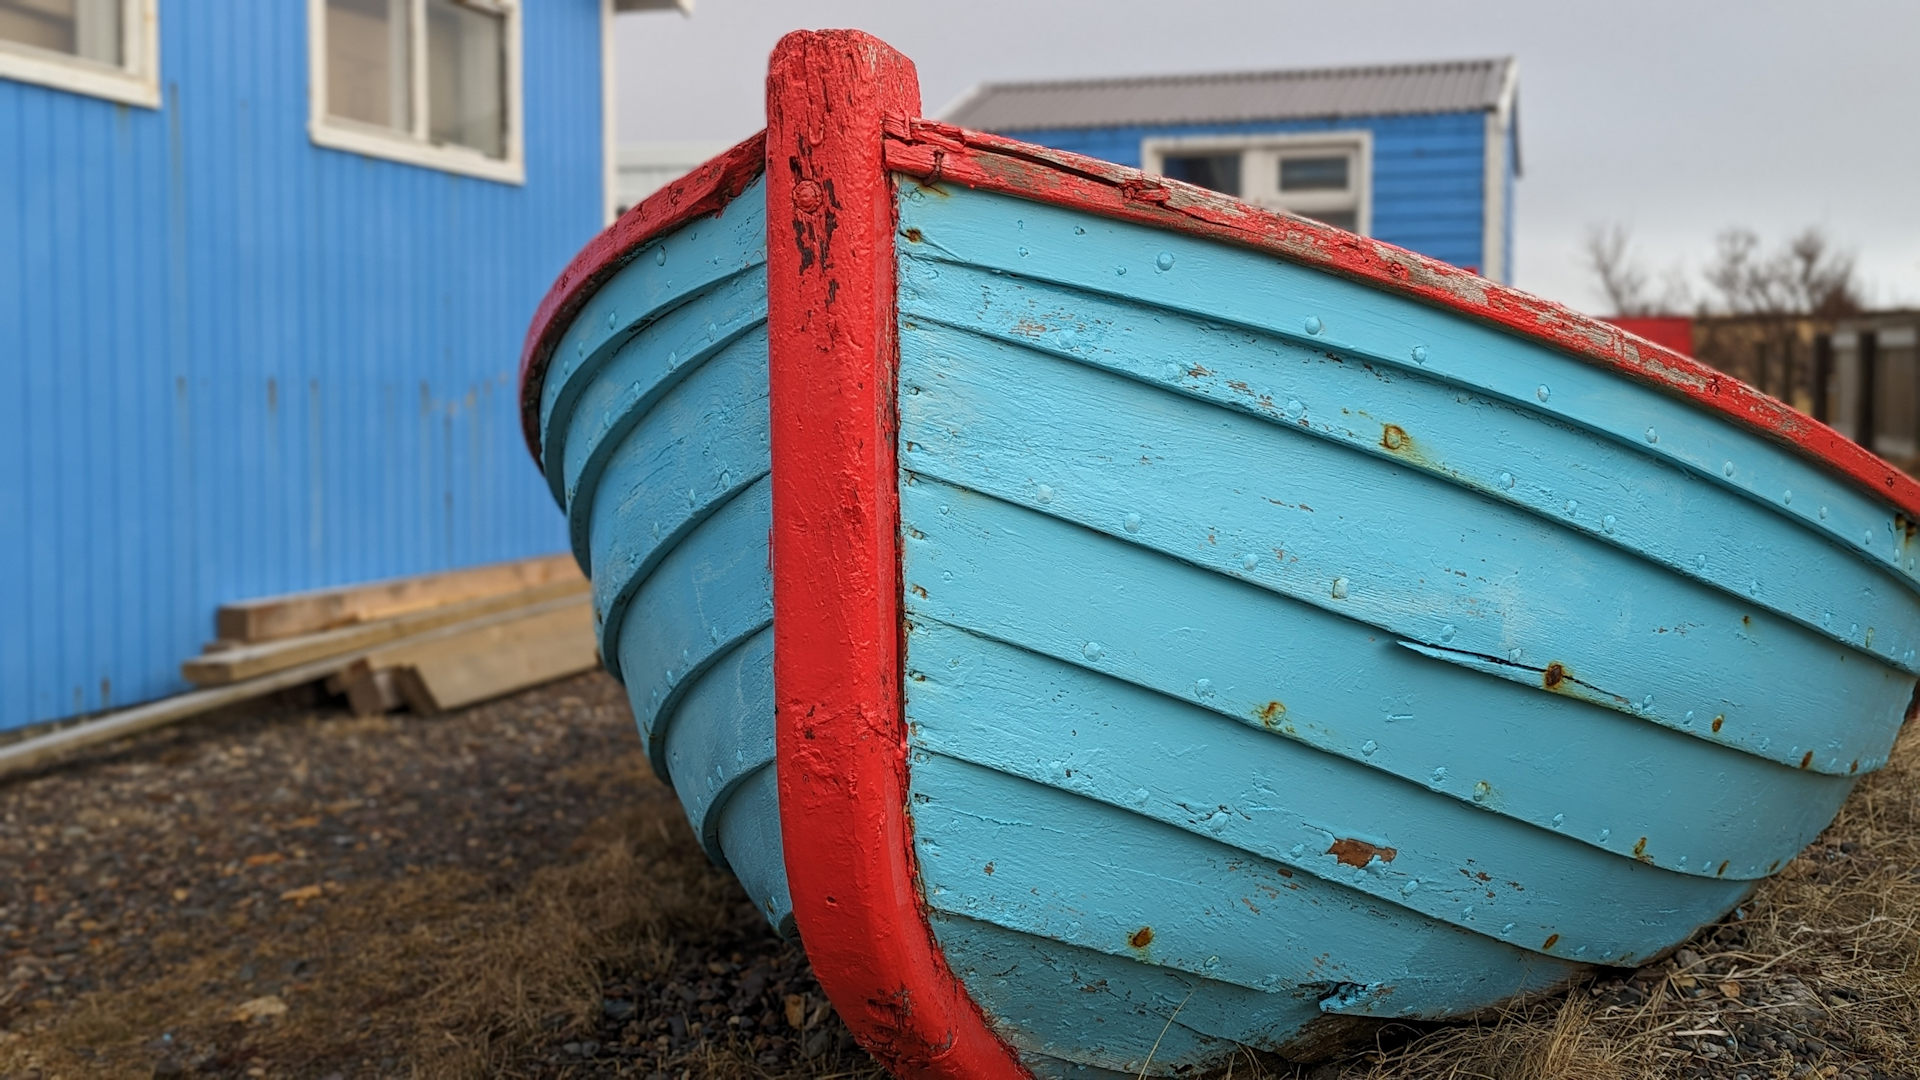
[308,0,523,184]
[1142,132,1372,235]
[0,0,159,107]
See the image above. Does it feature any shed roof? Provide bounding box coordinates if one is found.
[942,57,1518,133]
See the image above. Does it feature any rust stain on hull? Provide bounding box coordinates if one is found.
[1326,838,1397,868]
[1256,700,1287,730]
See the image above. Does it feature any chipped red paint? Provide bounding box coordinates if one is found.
[764,30,1028,1080]
[517,132,767,465]
[1606,315,1695,358]
[880,120,1920,521]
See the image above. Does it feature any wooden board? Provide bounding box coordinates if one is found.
[183,578,588,686]
[3,593,595,780]
[377,598,598,714]
[213,553,582,644]
[327,659,404,717]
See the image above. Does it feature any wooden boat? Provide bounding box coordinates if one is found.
[517,31,1920,1079]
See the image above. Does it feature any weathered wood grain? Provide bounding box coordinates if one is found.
[213,553,583,644]
[380,596,597,714]
[0,596,580,779]
[184,579,587,686]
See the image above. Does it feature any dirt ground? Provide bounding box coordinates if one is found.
[1,674,1914,1080]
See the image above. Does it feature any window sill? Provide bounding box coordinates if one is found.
[309,119,525,185]
[0,41,159,108]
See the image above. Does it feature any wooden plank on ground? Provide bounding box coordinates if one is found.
[214,553,581,644]
[0,596,583,780]
[328,659,405,717]
[182,578,588,686]
[382,598,598,714]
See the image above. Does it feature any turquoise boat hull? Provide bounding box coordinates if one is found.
[519,30,1920,1079]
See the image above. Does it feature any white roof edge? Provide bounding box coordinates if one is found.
[946,56,1519,133]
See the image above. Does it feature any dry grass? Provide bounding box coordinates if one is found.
[415,800,740,1076]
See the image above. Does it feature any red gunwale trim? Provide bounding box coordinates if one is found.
[766,30,1028,1080]
[517,132,767,466]
[882,120,1920,522]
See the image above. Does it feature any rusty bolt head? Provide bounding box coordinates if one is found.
[792,180,824,212]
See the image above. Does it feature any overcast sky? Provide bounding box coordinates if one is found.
[613,1,1920,314]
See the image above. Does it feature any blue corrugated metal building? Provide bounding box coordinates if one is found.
[0,1,675,731]
[943,57,1520,281]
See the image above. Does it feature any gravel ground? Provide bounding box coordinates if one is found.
[0,675,1914,1079]
[0,675,875,1079]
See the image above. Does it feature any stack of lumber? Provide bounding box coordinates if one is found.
[0,555,597,781]
[184,553,598,715]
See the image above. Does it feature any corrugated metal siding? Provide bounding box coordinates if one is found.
[1009,112,1488,273]
[0,1,603,730]
[944,58,1512,132]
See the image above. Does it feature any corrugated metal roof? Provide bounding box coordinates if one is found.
[942,57,1517,132]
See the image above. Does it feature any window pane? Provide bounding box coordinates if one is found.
[427,0,506,158]
[1159,153,1240,197]
[1279,155,1349,192]
[326,0,410,131]
[0,0,122,65]
[1307,209,1358,233]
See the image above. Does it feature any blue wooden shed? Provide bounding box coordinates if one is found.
[942,57,1520,281]
[0,0,679,732]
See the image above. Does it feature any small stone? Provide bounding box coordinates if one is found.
[230,995,288,1024]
